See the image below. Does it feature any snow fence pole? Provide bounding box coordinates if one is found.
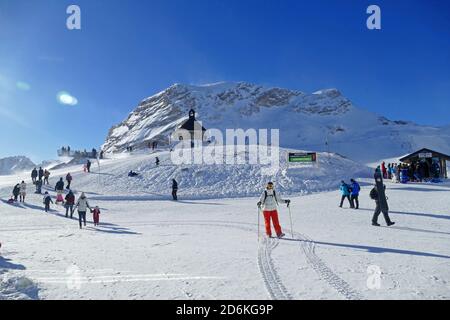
[288,204,294,238]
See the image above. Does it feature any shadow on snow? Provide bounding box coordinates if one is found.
[281,238,450,259]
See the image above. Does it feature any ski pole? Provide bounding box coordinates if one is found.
[288,204,294,238]
[257,206,261,242]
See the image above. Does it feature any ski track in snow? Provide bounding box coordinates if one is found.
[257,237,292,300]
[133,220,292,300]
[0,217,362,300]
[130,220,360,300]
[291,231,363,300]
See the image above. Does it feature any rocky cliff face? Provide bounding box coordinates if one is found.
[102,82,450,163]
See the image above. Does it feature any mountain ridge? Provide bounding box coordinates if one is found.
[102,82,450,163]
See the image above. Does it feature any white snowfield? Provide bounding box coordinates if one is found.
[0,150,449,300]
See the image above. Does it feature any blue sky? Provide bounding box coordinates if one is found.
[0,0,449,162]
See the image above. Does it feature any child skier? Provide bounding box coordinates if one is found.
[43,192,53,213]
[257,182,291,239]
[92,206,101,226]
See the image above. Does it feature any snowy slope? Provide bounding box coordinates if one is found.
[0,156,35,176]
[47,148,370,200]
[102,82,450,163]
[0,161,449,300]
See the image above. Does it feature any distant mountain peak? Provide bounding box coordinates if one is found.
[0,156,36,176]
[102,82,450,163]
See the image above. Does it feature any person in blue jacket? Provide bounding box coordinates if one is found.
[350,178,361,209]
[339,180,353,208]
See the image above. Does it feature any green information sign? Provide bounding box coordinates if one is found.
[288,152,317,163]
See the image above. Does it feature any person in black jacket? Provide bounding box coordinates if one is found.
[43,192,53,213]
[66,173,73,189]
[35,179,43,194]
[86,160,92,173]
[55,178,64,192]
[370,184,395,227]
[38,167,44,182]
[55,178,65,204]
[172,179,178,201]
[12,184,20,201]
[31,168,38,184]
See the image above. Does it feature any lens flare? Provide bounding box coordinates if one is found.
[16,81,31,91]
[57,91,78,106]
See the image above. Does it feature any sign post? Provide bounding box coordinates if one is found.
[288,152,317,163]
[418,152,433,159]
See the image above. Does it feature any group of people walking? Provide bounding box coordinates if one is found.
[9,169,102,229]
[11,167,51,203]
[31,167,51,185]
[338,170,395,227]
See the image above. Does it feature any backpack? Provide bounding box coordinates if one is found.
[369,188,378,200]
[263,190,278,205]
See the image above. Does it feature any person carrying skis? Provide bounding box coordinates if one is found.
[65,190,76,218]
[172,179,178,201]
[43,192,53,213]
[257,182,290,239]
[19,181,27,202]
[31,168,38,184]
[12,184,20,202]
[92,206,101,226]
[339,181,353,208]
[44,169,50,185]
[74,192,91,229]
[370,174,395,227]
[66,173,73,189]
[350,179,360,209]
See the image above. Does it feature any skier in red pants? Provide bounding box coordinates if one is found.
[257,182,290,238]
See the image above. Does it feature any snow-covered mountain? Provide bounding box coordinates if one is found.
[102,82,450,163]
[0,156,35,176]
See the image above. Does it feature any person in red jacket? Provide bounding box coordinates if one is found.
[65,190,75,218]
[92,206,101,226]
[381,162,387,179]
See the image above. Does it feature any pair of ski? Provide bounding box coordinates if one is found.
[257,204,294,242]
